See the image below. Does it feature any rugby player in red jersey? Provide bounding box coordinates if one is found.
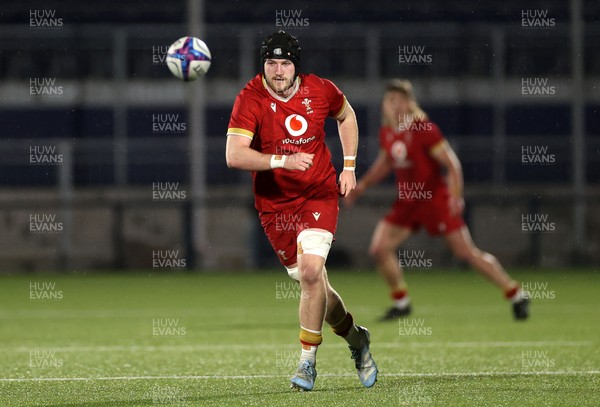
[346,79,529,321]
[225,31,377,391]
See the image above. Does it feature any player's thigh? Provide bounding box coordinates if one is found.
[369,219,412,254]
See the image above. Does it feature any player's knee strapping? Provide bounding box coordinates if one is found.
[297,229,333,260]
[286,266,299,281]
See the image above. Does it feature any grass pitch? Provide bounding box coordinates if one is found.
[0,269,598,406]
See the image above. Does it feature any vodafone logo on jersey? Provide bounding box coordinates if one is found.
[284,114,308,137]
[391,140,407,162]
[390,140,411,168]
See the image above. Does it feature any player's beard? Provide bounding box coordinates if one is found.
[267,75,295,95]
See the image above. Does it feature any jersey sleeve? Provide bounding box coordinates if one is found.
[321,78,347,119]
[421,122,447,155]
[227,91,259,140]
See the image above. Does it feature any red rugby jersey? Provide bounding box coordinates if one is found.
[379,119,449,202]
[228,73,347,212]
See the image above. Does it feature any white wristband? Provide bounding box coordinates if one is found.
[343,155,356,171]
[270,154,287,169]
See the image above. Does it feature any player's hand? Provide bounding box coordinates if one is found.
[343,181,365,207]
[284,153,314,171]
[449,195,465,216]
[339,170,356,198]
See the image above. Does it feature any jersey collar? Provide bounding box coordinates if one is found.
[262,75,301,103]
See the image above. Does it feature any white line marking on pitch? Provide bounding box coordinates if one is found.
[2,340,593,353]
[0,304,595,320]
[1,371,598,382]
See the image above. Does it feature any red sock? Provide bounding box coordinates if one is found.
[392,289,408,300]
[504,284,519,300]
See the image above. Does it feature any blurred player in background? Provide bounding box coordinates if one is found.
[346,79,529,321]
[225,30,377,391]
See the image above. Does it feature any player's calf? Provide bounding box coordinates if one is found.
[330,312,378,387]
